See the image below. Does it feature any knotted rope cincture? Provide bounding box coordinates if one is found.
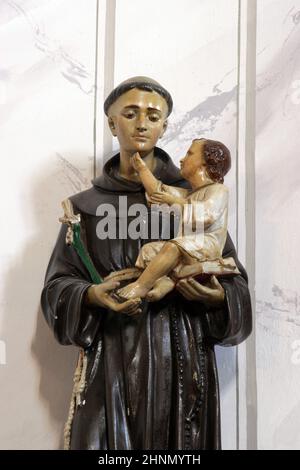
[63,349,88,449]
[59,199,103,450]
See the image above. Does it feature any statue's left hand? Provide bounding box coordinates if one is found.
[176,275,225,308]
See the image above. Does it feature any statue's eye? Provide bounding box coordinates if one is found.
[149,114,160,122]
[123,111,135,119]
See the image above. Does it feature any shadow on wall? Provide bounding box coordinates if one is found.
[31,158,89,449]
[2,159,83,450]
[215,346,236,393]
[32,310,77,449]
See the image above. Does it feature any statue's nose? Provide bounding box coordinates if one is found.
[136,114,147,132]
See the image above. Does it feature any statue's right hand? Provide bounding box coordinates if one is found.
[103,267,141,283]
[86,280,142,316]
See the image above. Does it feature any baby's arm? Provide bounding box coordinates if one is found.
[131,152,158,196]
[132,153,188,206]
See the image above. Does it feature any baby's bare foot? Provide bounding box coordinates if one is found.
[146,276,175,302]
[117,281,149,300]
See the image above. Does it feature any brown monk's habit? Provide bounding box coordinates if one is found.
[41,147,252,450]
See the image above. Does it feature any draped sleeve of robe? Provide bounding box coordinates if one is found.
[40,148,252,450]
[40,221,105,348]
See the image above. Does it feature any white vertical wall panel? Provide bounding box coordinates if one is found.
[0,0,97,449]
[111,0,240,449]
[235,0,258,450]
[256,0,300,450]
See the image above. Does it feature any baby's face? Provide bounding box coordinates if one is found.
[179,140,206,179]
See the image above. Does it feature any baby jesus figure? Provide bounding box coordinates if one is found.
[117,138,239,302]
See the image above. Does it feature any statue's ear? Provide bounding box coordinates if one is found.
[160,119,168,138]
[108,117,117,136]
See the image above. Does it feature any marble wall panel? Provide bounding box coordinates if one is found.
[0,0,97,449]
[256,0,300,450]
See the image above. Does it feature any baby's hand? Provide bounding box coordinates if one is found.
[149,191,177,206]
[131,152,146,172]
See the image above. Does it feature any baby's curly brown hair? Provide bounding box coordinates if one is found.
[194,138,231,183]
